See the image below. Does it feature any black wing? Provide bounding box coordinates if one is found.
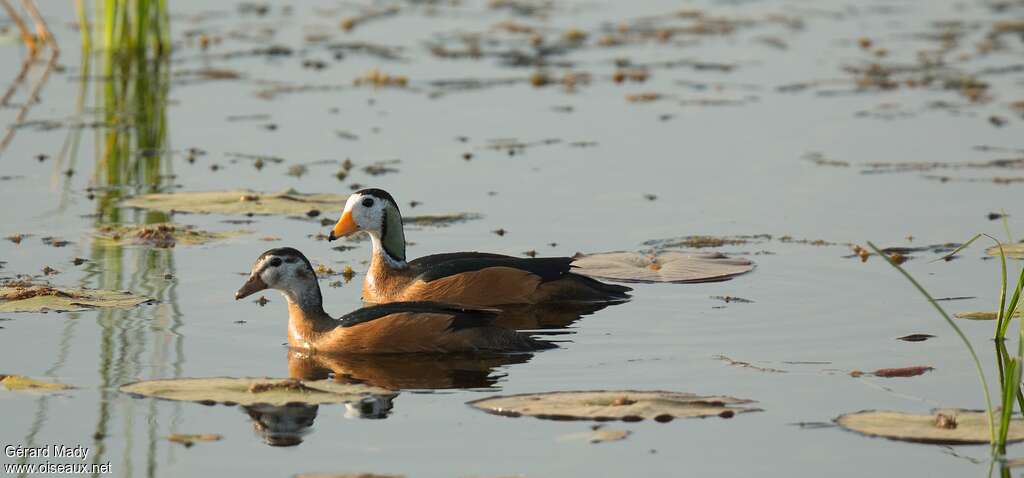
[336,301,499,330]
[409,252,573,284]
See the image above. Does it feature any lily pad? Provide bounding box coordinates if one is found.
[119,377,393,406]
[954,311,1022,320]
[835,409,1024,444]
[95,223,248,248]
[1,375,74,391]
[121,190,347,216]
[0,281,154,313]
[572,252,755,283]
[987,243,1024,259]
[466,390,761,422]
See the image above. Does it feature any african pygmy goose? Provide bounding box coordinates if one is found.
[327,188,632,306]
[235,248,552,354]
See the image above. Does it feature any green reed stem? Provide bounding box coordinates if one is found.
[867,241,996,447]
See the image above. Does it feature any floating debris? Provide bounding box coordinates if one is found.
[403,213,482,227]
[713,355,786,373]
[710,296,753,304]
[644,235,762,249]
[353,68,408,88]
[287,164,308,178]
[849,366,934,378]
[340,7,399,32]
[896,334,935,342]
[95,224,248,248]
[803,152,849,167]
[363,160,400,176]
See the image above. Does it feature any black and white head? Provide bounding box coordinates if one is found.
[327,188,406,264]
[235,247,320,305]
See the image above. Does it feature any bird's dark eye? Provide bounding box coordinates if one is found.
[361,197,374,208]
[268,257,282,267]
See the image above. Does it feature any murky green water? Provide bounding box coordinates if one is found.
[2,0,1023,476]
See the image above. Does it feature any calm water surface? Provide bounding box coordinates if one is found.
[1,0,1023,476]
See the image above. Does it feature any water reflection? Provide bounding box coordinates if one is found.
[491,301,624,331]
[222,349,533,447]
[230,299,630,446]
[288,349,533,390]
[243,403,320,447]
[14,14,178,477]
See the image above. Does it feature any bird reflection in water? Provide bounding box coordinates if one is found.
[240,300,626,446]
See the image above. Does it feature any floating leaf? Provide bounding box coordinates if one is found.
[119,377,393,406]
[835,409,1024,444]
[95,223,248,248]
[0,282,154,313]
[467,390,761,422]
[573,252,754,283]
[987,243,1024,259]
[1,375,74,391]
[954,311,1022,320]
[168,433,222,447]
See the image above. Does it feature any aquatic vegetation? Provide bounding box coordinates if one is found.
[572,251,754,283]
[122,190,348,216]
[836,410,1024,445]
[866,233,1024,453]
[0,281,154,313]
[467,390,761,422]
[94,223,249,248]
[119,377,393,406]
[120,190,483,225]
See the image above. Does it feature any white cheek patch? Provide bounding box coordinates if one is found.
[353,200,383,232]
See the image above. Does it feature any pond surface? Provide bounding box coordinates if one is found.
[1,0,1023,476]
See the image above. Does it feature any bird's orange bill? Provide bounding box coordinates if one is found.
[235,275,268,300]
[328,210,357,242]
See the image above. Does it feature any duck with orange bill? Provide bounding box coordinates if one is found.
[327,188,632,306]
